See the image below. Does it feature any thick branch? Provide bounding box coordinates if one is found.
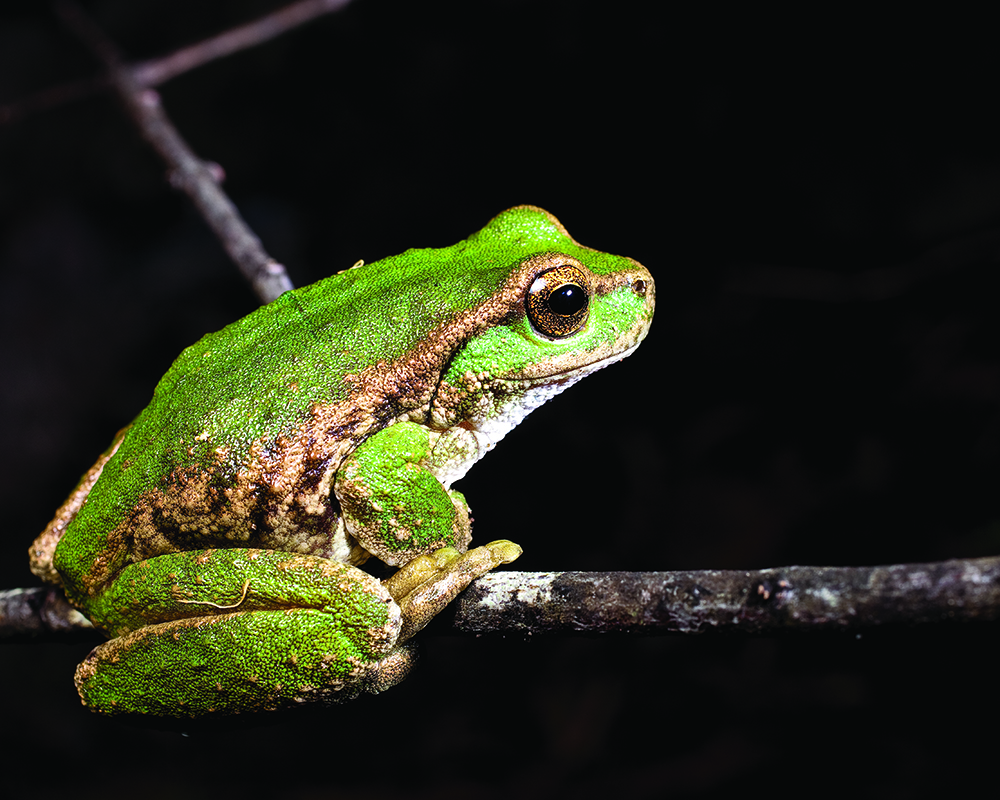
[451,557,1000,634]
[0,587,93,639]
[4,557,999,640]
[55,1,294,303]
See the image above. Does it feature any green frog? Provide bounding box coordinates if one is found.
[28,206,655,717]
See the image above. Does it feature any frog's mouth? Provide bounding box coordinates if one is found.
[533,337,646,381]
[516,310,653,382]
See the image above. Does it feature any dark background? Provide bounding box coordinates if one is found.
[2,2,998,797]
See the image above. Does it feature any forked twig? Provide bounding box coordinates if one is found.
[53,0,295,303]
[2,0,353,125]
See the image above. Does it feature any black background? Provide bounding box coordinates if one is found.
[2,2,998,797]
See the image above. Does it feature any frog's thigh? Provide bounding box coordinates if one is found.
[75,608,416,717]
[335,421,472,564]
[90,549,398,637]
[77,549,411,717]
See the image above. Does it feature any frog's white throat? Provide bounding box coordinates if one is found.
[433,342,641,489]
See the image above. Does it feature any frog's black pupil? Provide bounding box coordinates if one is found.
[549,284,586,316]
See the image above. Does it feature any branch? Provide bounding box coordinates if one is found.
[0,73,107,126]
[0,587,94,639]
[131,0,354,87]
[53,1,299,303]
[451,557,1000,634]
[5,557,999,641]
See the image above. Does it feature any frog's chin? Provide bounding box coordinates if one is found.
[468,339,643,451]
[429,339,645,488]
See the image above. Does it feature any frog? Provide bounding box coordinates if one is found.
[28,205,655,718]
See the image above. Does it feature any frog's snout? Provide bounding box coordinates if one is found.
[630,264,656,320]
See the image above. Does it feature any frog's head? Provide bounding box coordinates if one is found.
[427,205,655,446]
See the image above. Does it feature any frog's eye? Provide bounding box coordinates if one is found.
[526,265,590,338]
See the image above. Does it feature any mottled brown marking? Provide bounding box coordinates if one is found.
[28,426,129,585]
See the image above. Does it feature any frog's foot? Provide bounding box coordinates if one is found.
[384,539,522,642]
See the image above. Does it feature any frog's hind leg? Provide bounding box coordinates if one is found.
[74,608,417,717]
[73,549,410,717]
[72,542,520,717]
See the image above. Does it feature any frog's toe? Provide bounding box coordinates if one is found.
[360,644,417,695]
[394,539,522,642]
[481,539,523,565]
[382,546,463,600]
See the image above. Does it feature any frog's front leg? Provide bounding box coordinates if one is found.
[335,420,484,565]
[74,549,412,717]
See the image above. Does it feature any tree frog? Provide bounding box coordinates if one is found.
[28,206,655,718]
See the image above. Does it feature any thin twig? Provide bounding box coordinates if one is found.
[2,0,353,126]
[54,0,294,303]
[0,74,108,126]
[132,0,354,87]
[4,557,998,640]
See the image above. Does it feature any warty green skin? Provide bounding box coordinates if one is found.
[29,205,655,717]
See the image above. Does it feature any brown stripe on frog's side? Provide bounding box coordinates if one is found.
[74,249,642,596]
[78,408,382,596]
[29,425,130,586]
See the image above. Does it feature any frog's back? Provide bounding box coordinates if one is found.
[43,283,403,595]
[42,242,518,597]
